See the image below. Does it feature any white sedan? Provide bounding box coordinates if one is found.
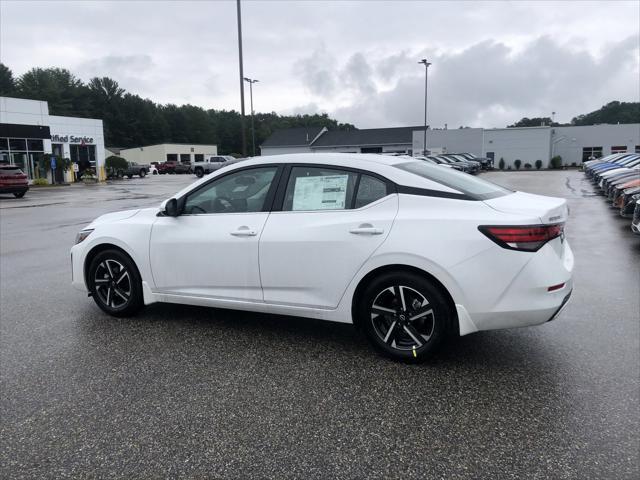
[71,153,574,362]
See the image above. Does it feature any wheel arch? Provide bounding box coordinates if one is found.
[83,243,140,288]
[350,264,459,335]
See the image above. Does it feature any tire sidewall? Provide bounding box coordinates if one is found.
[87,249,144,317]
[358,271,450,363]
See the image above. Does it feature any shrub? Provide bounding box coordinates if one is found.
[535,159,543,170]
[32,178,48,186]
[550,155,562,169]
[105,155,128,171]
[524,163,532,169]
[498,157,505,170]
[507,165,512,170]
[514,159,522,170]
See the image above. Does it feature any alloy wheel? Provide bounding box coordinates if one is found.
[370,285,435,351]
[93,259,132,309]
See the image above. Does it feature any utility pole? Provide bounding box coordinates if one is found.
[418,59,431,156]
[244,77,259,156]
[236,0,247,156]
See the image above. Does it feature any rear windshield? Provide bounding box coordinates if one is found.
[0,166,23,175]
[395,161,511,200]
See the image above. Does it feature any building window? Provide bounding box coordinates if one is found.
[9,138,26,151]
[0,138,8,151]
[611,146,627,154]
[167,154,178,162]
[636,145,640,154]
[180,153,191,163]
[582,147,603,162]
[194,154,204,162]
[27,139,44,151]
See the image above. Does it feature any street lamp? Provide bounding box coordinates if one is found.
[236,0,247,156]
[244,77,259,156]
[418,59,432,156]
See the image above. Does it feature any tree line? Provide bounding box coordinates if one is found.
[0,63,355,155]
[508,101,640,128]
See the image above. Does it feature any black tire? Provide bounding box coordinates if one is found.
[152,170,158,175]
[127,174,133,179]
[195,168,204,178]
[357,271,451,363]
[87,249,144,317]
[13,191,26,198]
[139,169,146,178]
[117,170,124,179]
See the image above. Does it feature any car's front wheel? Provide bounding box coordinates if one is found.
[13,191,26,198]
[358,271,450,362]
[195,168,204,178]
[87,249,144,317]
[139,169,146,178]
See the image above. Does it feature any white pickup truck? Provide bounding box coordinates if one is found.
[192,155,236,178]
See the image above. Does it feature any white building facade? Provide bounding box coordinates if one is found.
[412,124,640,168]
[0,96,106,182]
[118,143,218,165]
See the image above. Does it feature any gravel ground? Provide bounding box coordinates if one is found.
[1,170,638,479]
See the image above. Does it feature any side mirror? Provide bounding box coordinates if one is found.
[164,198,179,217]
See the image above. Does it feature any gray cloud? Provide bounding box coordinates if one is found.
[1,1,638,126]
[329,34,640,128]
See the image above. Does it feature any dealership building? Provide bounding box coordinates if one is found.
[0,96,106,182]
[262,123,640,167]
[116,143,218,165]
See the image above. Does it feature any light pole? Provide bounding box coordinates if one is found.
[236,0,247,156]
[244,77,259,156]
[418,59,431,156]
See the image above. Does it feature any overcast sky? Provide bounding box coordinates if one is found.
[1,0,638,128]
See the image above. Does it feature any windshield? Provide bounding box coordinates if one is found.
[395,161,511,200]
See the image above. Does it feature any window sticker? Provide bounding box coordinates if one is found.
[292,174,349,211]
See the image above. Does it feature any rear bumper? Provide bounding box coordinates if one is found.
[458,239,574,334]
[0,185,29,194]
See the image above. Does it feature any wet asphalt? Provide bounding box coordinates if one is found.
[0,170,638,479]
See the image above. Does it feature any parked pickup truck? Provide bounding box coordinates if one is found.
[124,162,149,178]
[193,155,235,178]
[158,160,191,174]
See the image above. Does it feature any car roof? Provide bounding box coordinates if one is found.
[171,153,463,199]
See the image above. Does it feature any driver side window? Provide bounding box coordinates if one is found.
[183,166,278,214]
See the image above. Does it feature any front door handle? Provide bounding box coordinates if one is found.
[349,223,384,235]
[230,226,257,237]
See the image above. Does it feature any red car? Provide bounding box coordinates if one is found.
[0,164,29,198]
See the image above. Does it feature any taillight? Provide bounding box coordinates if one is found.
[478,223,564,252]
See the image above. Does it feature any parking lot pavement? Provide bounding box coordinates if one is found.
[1,170,638,478]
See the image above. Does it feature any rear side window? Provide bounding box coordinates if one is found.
[355,175,388,208]
[395,161,510,200]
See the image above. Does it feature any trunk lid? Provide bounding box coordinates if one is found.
[483,191,568,224]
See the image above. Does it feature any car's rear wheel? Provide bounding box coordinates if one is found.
[358,271,450,362]
[87,249,144,317]
[195,168,204,178]
[139,169,146,178]
[13,191,26,198]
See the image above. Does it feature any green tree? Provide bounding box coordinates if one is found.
[571,101,640,125]
[0,63,15,95]
[514,159,522,170]
[16,67,88,116]
[508,117,558,128]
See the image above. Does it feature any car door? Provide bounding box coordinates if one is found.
[150,165,281,301]
[259,165,398,309]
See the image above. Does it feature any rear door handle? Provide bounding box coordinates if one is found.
[230,226,257,237]
[350,224,384,235]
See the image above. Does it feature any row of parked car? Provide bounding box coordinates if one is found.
[413,153,493,174]
[583,152,640,235]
